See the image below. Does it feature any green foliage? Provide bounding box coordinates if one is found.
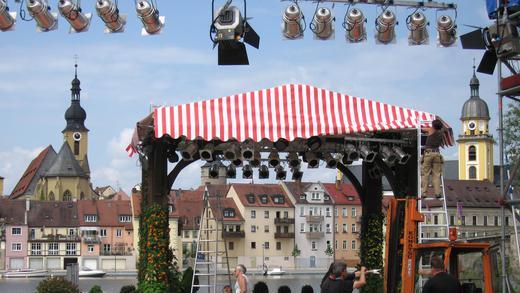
[504,102,520,184]
[359,213,384,293]
[140,281,167,293]
[181,267,194,293]
[36,276,80,293]
[324,244,334,256]
[88,285,103,293]
[291,244,301,257]
[120,285,138,293]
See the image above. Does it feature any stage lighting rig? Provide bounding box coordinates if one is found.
[27,0,57,32]
[343,7,366,43]
[282,3,304,39]
[291,166,303,181]
[287,152,301,168]
[343,143,359,161]
[375,9,396,44]
[0,0,16,31]
[209,162,220,178]
[243,164,253,179]
[226,164,237,178]
[436,15,456,47]
[310,6,334,40]
[275,165,287,180]
[359,144,376,163]
[392,146,410,165]
[380,145,397,165]
[58,0,91,33]
[136,0,164,36]
[180,142,198,161]
[200,145,215,161]
[304,152,319,168]
[259,165,269,179]
[407,11,428,45]
[211,0,260,65]
[96,0,126,33]
[268,151,280,168]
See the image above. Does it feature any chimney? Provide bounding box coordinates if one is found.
[0,176,4,196]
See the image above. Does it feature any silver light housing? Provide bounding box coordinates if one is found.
[344,8,366,43]
[58,0,91,33]
[282,4,303,39]
[392,146,411,165]
[375,10,396,44]
[96,0,126,33]
[380,146,397,165]
[0,0,16,32]
[181,142,198,161]
[359,145,376,163]
[136,0,164,36]
[311,7,334,40]
[437,15,456,47]
[27,0,57,32]
[408,11,428,45]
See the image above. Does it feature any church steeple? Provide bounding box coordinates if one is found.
[63,62,88,133]
[470,64,480,98]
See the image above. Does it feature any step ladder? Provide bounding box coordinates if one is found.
[191,186,232,293]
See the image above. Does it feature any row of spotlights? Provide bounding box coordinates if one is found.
[282,4,457,47]
[207,162,303,181]
[0,0,163,35]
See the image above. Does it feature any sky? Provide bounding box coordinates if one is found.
[0,0,507,195]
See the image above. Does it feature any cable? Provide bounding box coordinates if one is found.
[309,0,321,34]
[19,0,34,21]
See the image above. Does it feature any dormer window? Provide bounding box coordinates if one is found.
[195,217,201,225]
[311,192,321,201]
[272,195,285,204]
[119,215,132,223]
[247,194,255,204]
[85,215,97,223]
[347,196,354,201]
[223,209,235,218]
[324,196,330,201]
[260,195,268,204]
[300,194,306,200]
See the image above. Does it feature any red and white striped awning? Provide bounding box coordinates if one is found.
[127,84,453,157]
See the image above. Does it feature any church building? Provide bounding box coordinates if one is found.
[9,64,95,201]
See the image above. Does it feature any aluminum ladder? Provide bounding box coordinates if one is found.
[418,175,450,243]
[191,186,232,293]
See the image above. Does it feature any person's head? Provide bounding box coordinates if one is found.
[432,119,443,130]
[301,285,313,293]
[430,255,445,274]
[252,281,269,293]
[223,285,232,293]
[234,264,246,277]
[332,261,347,278]
[278,285,291,293]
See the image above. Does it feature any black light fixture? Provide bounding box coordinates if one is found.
[344,143,359,161]
[226,164,237,178]
[96,0,126,33]
[199,145,215,161]
[241,141,254,161]
[275,165,286,180]
[242,164,253,179]
[274,138,289,151]
[268,151,280,168]
[209,162,220,178]
[224,144,240,161]
[136,0,164,35]
[287,152,300,168]
[380,145,397,165]
[282,3,304,39]
[305,152,319,168]
[0,0,16,32]
[291,166,303,181]
[167,149,179,163]
[259,165,269,179]
[181,142,199,160]
[232,158,243,167]
[250,151,261,167]
[359,145,376,163]
[306,136,321,151]
[392,146,410,165]
[58,0,91,33]
[323,153,337,169]
[27,0,57,32]
[211,0,260,65]
[407,11,429,45]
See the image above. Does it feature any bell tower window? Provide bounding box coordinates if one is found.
[74,141,80,155]
[63,190,72,201]
[469,166,477,179]
[468,146,476,161]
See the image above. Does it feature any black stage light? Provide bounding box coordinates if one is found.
[393,146,410,165]
[259,165,269,179]
[305,152,319,168]
[291,166,303,181]
[226,164,237,178]
[242,164,253,179]
[287,152,300,168]
[268,151,280,168]
[275,165,286,180]
[359,145,376,163]
[181,142,198,161]
[323,153,337,169]
[209,162,220,178]
[380,146,397,165]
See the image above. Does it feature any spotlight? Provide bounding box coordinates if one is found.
[209,162,220,178]
[96,0,126,33]
[323,153,337,169]
[392,146,410,165]
[437,15,456,47]
[311,7,334,40]
[232,158,243,167]
[268,151,280,168]
[359,145,376,163]
[344,143,359,161]
[341,156,353,165]
[407,11,428,45]
[58,0,91,33]
[291,166,303,181]
[181,142,198,161]
[199,145,215,161]
[305,152,319,168]
[167,149,179,163]
[0,0,16,32]
[242,146,254,161]
[287,153,301,168]
[375,10,396,44]
[306,136,322,151]
[344,7,366,43]
[282,3,304,39]
[224,144,240,161]
[250,151,261,167]
[211,3,260,65]
[242,164,253,179]
[380,146,397,165]
[275,165,287,180]
[274,139,289,151]
[27,0,57,32]
[259,165,269,179]
[226,164,236,178]
[136,0,164,36]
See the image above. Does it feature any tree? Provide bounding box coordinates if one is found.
[324,244,334,257]
[504,102,520,184]
[291,245,301,269]
[36,277,80,293]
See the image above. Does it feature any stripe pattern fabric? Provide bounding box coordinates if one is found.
[153,84,452,145]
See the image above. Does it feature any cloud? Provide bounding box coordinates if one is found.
[0,146,46,195]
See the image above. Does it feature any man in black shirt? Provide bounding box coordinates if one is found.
[321,262,366,293]
[422,256,461,293]
[421,119,446,198]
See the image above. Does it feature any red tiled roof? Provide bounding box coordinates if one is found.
[283,182,333,204]
[27,201,79,228]
[210,197,244,222]
[0,199,26,225]
[231,183,293,208]
[108,190,130,201]
[77,200,133,230]
[10,146,54,199]
[131,191,180,218]
[423,180,501,208]
[175,188,204,230]
[322,183,361,205]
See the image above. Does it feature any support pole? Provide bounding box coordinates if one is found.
[498,59,507,293]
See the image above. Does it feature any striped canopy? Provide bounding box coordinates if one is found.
[127,84,453,157]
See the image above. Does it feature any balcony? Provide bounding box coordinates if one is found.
[101,247,133,256]
[83,236,101,244]
[274,218,295,225]
[222,231,245,238]
[274,232,295,239]
[306,231,324,239]
[305,215,324,223]
[29,235,81,242]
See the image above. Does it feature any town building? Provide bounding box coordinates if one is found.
[173,188,204,267]
[0,199,26,270]
[0,176,4,196]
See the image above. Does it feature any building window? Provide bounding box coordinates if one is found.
[88,245,94,253]
[223,209,235,218]
[11,227,21,235]
[251,225,257,233]
[264,225,269,233]
[119,216,132,222]
[335,223,338,233]
[300,207,305,216]
[273,196,285,204]
[85,215,97,222]
[311,241,317,250]
[100,229,107,237]
[326,224,331,233]
[251,242,256,249]
[283,211,289,218]
[342,208,347,217]
[74,140,80,155]
[68,229,76,236]
[183,231,189,238]
[494,216,499,226]
[264,242,269,249]
[193,231,198,238]
[251,210,256,219]
[468,146,476,161]
[11,243,21,251]
[63,190,72,201]
[116,229,122,237]
[300,223,305,232]
[48,243,58,255]
[468,166,477,179]
[103,244,111,253]
[351,208,357,217]
[311,192,320,201]
[335,240,338,250]
[506,217,510,226]
[351,224,357,233]
[247,194,255,204]
[342,241,347,250]
[483,216,488,226]
[276,242,281,250]
[343,224,347,233]
[351,240,357,250]
[325,208,331,217]
[260,195,268,204]
[264,211,269,219]
[472,216,477,226]
[461,216,466,226]
[31,243,42,255]
[229,242,234,250]
[434,216,439,225]
[334,208,338,217]
[66,243,77,255]
[450,215,455,226]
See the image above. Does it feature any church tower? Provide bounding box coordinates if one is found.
[457,66,494,181]
[62,63,90,176]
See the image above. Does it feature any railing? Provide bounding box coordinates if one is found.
[305,231,324,239]
[222,231,245,238]
[274,232,295,238]
[305,215,324,223]
[82,236,101,244]
[274,218,295,224]
[100,249,132,256]
[28,249,80,256]
[29,235,81,242]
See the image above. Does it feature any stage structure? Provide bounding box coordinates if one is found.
[127,84,454,292]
